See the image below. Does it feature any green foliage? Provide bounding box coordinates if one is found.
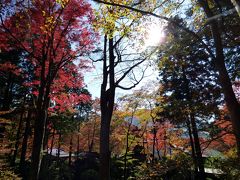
[111,152,139,179]
[49,113,79,134]
[133,153,193,180]
[213,156,240,179]
[48,161,73,180]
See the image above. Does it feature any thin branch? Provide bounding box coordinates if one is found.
[116,65,147,90]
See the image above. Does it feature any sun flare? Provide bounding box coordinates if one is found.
[144,23,165,48]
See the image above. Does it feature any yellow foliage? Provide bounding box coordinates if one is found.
[56,0,69,8]
[93,0,142,38]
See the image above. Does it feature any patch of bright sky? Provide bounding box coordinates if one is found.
[143,20,166,48]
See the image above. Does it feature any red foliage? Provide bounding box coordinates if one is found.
[0,61,22,76]
[206,107,236,151]
[214,119,236,147]
[1,0,97,111]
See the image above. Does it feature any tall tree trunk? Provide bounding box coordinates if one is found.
[30,89,50,180]
[30,108,47,180]
[30,64,51,180]
[99,113,111,180]
[198,0,240,157]
[100,36,115,180]
[12,108,25,165]
[20,110,31,172]
[190,114,205,180]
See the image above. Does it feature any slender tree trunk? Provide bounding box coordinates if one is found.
[77,123,80,157]
[146,137,149,158]
[89,117,97,152]
[163,129,167,156]
[186,119,198,177]
[50,130,55,156]
[198,0,240,157]
[20,110,31,172]
[57,133,61,178]
[123,111,135,180]
[2,73,13,111]
[190,114,205,180]
[12,108,25,165]
[77,134,80,157]
[155,138,161,160]
[57,133,61,159]
[123,133,129,180]
[231,0,240,16]
[142,136,146,155]
[43,116,49,151]
[69,134,73,166]
[142,123,147,156]
[152,126,157,164]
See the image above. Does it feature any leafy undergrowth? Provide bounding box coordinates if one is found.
[0,169,22,180]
